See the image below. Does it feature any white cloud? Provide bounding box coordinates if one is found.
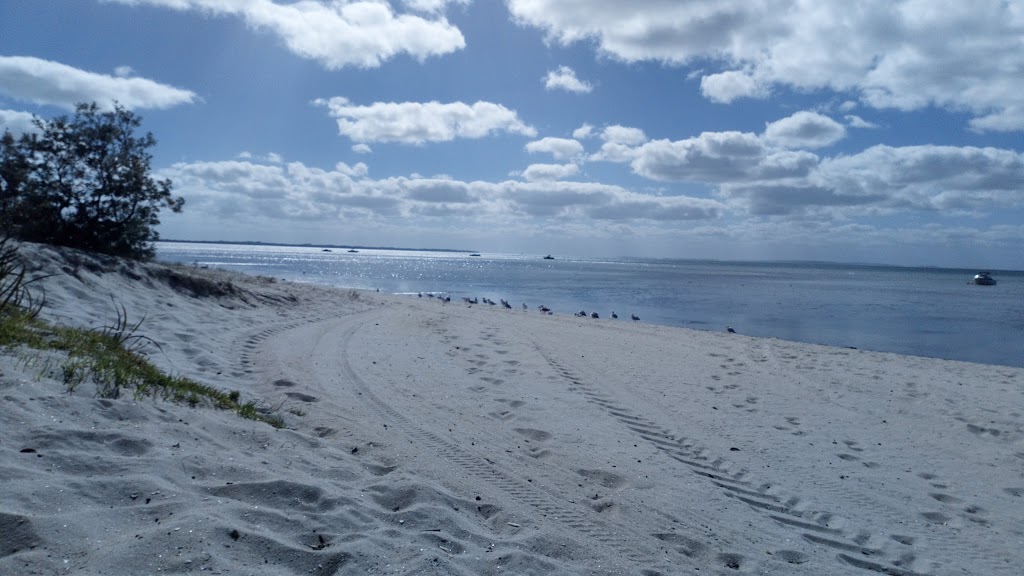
[507,0,1024,131]
[815,145,1024,212]
[715,144,1024,217]
[590,142,641,163]
[631,131,818,182]
[543,65,593,93]
[844,115,877,129]
[315,97,537,144]
[0,55,196,110]
[700,70,769,103]
[110,0,465,69]
[113,65,135,77]
[0,109,39,135]
[572,123,594,139]
[335,161,369,178]
[402,0,469,13]
[525,137,584,161]
[160,157,725,225]
[601,125,647,145]
[587,126,649,163]
[522,163,580,182]
[352,143,373,154]
[763,111,846,149]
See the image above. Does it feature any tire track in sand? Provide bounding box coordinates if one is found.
[536,349,940,576]
[327,314,701,573]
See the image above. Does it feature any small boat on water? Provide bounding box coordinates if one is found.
[543,254,554,260]
[347,249,359,253]
[973,272,997,285]
[470,253,481,257]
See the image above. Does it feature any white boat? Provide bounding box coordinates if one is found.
[973,272,997,285]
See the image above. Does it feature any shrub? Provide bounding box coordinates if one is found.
[0,102,184,260]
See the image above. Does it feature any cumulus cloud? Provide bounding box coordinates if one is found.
[160,157,725,225]
[314,97,536,144]
[543,65,593,93]
[631,131,818,182]
[506,0,1024,131]
[816,145,1024,212]
[601,125,647,145]
[590,142,641,163]
[402,0,469,13]
[714,144,1024,217]
[0,55,196,110]
[572,123,594,139]
[0,109,39,135]
[700,70,770,103]
[110,0,465,69]
[845,115,877,129]
[525,137,584,161]
[521,163,580,182]
[587,125,649,162]
[763,111,846,149]
[352,143,373,154]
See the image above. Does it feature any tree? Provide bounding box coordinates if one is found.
[0,130,31,231]
[0,102,184,260]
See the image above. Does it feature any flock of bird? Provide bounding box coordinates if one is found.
[415,291,738,333]
[416,292,643,321]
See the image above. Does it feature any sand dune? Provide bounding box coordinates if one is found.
[2,242,1022,575]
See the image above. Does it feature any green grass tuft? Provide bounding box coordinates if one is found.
[0,240,284,428]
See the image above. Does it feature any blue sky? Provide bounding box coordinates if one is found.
[2,1,1024,268]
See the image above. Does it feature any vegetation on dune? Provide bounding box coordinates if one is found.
[0,238,283,428]
[0,103,282,426]
[0,102,183,261]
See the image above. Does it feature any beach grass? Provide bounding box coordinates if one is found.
[0,239,283,428]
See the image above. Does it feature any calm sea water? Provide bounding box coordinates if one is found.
[155,242,1024,368]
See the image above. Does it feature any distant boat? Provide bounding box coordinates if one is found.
[973,272,997,285]
[470,253,481,257]
[348,249,359,253]
[322,248,332,252]
[543,255,554,260]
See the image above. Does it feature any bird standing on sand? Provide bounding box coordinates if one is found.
[631,314,639,321]
[611,311,618,319]
[727,326,736,333]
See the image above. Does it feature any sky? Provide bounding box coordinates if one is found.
[2,0,1023,268]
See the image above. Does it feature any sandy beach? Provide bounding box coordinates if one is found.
[2,241,1022,575]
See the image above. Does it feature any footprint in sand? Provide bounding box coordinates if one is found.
[285,391,318,403]
[514,427,552,459]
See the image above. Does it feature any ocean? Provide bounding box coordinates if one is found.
[155,242,1024,368]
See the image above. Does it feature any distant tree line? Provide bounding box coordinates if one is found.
[0,102,184,260]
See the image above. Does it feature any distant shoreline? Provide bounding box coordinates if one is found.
[158,238,479,255]
[157,239,1022,274]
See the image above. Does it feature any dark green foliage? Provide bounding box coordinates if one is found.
[0,102,183,260]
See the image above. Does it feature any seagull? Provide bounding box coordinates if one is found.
[611,311,618,319]
[522,302,528,310]
[726,326,736,333]
[591,312,599,319]
[631,314,639,321]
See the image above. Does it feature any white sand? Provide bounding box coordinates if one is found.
[2,241,1022,575]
